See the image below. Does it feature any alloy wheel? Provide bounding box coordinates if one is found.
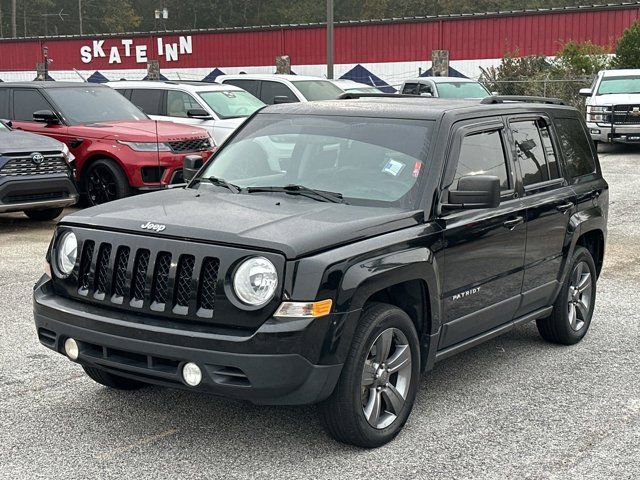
[361,328,412,429]
[87,165,118,205]
[567,261,592,331]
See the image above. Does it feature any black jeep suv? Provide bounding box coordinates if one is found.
[33,95,607,447]
[0,120,78,220]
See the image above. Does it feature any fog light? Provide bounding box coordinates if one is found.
[590,129,601,134]
[64,338,79,360]
[182,362,202,386]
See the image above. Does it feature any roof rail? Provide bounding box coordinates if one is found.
[338,93,422,99]
[481,95,566,105]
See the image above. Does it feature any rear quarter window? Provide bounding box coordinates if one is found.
[554,117,597,180]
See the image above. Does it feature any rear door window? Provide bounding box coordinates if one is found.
[0,89,9,118]
[554,117,597,179]
[511,120,550,186]
[13,89,52,121]
[223,79,259,97]
[129,89,163,115]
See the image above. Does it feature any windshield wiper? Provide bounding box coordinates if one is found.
[246,184,346,203]
[193,176,241,193]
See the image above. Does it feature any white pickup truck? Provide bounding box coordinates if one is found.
[580,69,640,145]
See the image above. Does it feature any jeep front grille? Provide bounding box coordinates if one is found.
[0,154,69,177]
[76,241,220,319]
[168,138,211,153]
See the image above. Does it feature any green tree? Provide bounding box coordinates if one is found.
[553,40,609,76]
[613,20,640,69]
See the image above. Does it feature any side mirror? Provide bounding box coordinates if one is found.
[579,88,593,97]
[444,175,501,210]
[33,110,60,124]
[187,108,213,120]
[273,95,295,104]
[183,155,203,182]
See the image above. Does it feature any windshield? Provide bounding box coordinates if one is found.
[597,76,640,95]
[47,87,147,124]
[291,80,344,101]
[199,114,433,207]
[435,82,489,99]
[198,90,265,119]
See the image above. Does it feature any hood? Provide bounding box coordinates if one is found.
[590,93,640,106]
[62,187,423,259]
[69,120,209,141]
[0,130,64,154]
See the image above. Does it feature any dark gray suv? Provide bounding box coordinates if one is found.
[0,120,78,220]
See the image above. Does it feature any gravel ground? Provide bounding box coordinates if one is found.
[0,147,638,480]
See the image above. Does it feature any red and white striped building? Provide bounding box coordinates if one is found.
[0,2,638,87]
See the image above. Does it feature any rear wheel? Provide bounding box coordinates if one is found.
[537,246,597,345]
[82,366,147,390]
[23,207,63,221]
[319,303,420,448]
[84,159,130,206]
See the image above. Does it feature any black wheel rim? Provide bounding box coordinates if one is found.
[87,165,118,205]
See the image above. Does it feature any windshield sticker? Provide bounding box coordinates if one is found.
[222,92,237,98]
[412,161,423,178]
[382,159,405,176]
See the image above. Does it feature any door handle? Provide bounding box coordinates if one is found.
[556,202,574,213]
[503,216,524,230]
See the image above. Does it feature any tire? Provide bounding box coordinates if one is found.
[83,158,131,206]
[319,302,420,448]
[82,366,147,390]
[23,207,64,221]
[536,246,597,345]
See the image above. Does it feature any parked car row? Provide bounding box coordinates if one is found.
[0,74,498,221]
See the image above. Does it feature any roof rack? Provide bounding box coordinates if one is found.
[481,95,566,105]
[338,93,423,99]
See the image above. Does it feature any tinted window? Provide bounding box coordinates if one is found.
[512,121,549,186]
[13,89,51,121]
[0,89,9,118]
[129,89,163,115]
[201,114,433,207]
[260,81,298,104]
[555,117,597,179]
[455,130,510,191]
[166,90,201,117]
[402,83,419,95]
[223,79,259,97]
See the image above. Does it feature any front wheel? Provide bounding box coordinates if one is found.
[537,246,597,345]
[319,303,420,448]
[83,159,131,206]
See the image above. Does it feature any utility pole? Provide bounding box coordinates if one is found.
[11,0,16,38]
[23,3,26,37]
[78,0,83,35]
[326,0,334,79]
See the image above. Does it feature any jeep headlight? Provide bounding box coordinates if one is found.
[56,231,77,277]
[233,257,278,306]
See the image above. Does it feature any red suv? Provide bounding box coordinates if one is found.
[0,82,215,205]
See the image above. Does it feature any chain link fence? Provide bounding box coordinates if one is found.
[479,77,593,111]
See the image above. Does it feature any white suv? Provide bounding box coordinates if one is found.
[580,69,640,145]
[216,74,344,104]
[106,81,265,145]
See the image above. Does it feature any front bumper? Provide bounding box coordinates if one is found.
[34,277,343,405]
[0,175,78,213]
[587,122,640,143]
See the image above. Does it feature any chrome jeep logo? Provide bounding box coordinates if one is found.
[452,287,481,301]
[140,221,166,232]
[31,152,45,165]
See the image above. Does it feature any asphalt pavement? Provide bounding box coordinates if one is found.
[0,146,638,480]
